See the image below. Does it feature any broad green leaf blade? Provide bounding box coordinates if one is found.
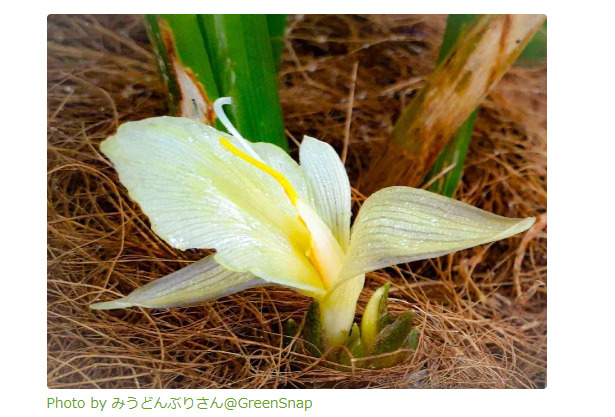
[300,136,352,251]
[360,283,390,351]
[198,14,289,150]
[340,186,535,281]
[101,116,324,295]
[90,254,264,310]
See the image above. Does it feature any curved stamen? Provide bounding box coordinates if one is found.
[213,97,243,139]
[213,97,263,160]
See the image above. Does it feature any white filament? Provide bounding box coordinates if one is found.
[214,97,243,139]
[213,97,263,160]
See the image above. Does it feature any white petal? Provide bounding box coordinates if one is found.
[90,254,265,309]
[299,136,352,251]
[339,186,535,281]
[251,142,310,201]
[101,117,325,295]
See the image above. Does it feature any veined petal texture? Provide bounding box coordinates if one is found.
[100,117,324,294]
[251,142,310,202]
[300,136,352,251]
[340,186,535,281]
[90,254,266,309]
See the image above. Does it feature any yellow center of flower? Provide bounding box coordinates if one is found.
[219,137,345,291]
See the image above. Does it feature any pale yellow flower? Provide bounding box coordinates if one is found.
[91,100,534,347]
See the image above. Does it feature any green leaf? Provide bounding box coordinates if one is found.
[337,323,367,366]
[282,318,300,347]
[425,109,478,196]
[437,15,478,65]
[422,14,478,197]
[144,15,180,116]
[407,328,420,351]
[198,14,289,150]
[516,19,547,67]
[372,311,415,355]
[302,301,325,357]
[266,14,287,68]
[360,282,391,351]
[377,282,393,330]
[369,311,415,369]
[145,15,220,125]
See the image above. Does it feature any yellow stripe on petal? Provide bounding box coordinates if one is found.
[220,137,299,206]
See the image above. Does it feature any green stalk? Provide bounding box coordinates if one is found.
[424,15,479,196]
[266,14,287,68]
[198,14,289,151]
[144,15,220,125]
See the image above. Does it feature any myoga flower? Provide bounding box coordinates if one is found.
[91,98,535,348]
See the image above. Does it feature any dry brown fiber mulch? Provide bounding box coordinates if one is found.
[47,14,547,388]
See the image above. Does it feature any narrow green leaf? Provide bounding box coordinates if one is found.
[516,20,547,66]
[424,15,546,196]
[372,311,415,356]
[437,15,478,65]
[369,311,415,369]
[377,282,393,330]
[302,301,325,357]
[407,328,420,351]
[266,14,287,68]
[422,14,478,197]
[282,318,300,347]
[198,14,289,150]
[145,15,220,125]
[337,323,367,366]
[425,109,478,196]
[144,14,179,116]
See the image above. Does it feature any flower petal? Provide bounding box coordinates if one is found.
[299,136,352,251]
[90,254,265,309]
[251,141,310,201]
[101,117,325,295]
[339,186,535,281]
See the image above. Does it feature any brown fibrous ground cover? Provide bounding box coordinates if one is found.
[47,14,546,388]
